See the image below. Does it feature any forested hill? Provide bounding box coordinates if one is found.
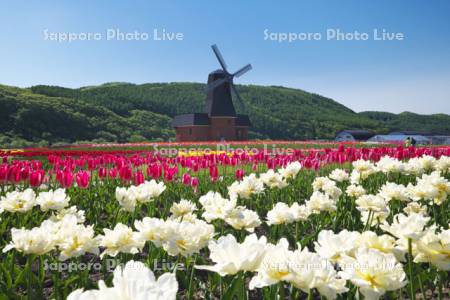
[1,82,450,147]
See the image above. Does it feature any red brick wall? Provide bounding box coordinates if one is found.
[175,126,210,141]
[210,117,236,141]
[174,120,249,141]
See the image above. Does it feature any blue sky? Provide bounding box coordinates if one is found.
[1,0,449,114]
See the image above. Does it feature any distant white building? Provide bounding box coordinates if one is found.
[368,134,430,144]
[387,131,450,145]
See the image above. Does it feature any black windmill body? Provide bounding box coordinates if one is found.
[205,44,252,117]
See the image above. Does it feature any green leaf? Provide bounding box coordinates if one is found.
[222,275,241,300]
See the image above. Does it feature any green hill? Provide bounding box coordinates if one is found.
[0,82,448,147]
[358,111,450,135]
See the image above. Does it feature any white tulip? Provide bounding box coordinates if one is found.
[381,213,430,240]
[169,199,197,218]
[289,248,348,299]
[196,234,267,275]
[314,230,360,263]
[290,202,311,221]
[134,217,166,247]
[306,192,336,214]
[328,168,349,182]
[225,207,261,232]
[67,260,178,300]
[99,223,145,258]
[36,188,70,211]
[266,202,296,225]
[249,238,293,289]
[277,161,302,179]
[339,248,407,300]
[160,219,214,257]
[346,184,366,198]
[199,191,236,222]
[415,229,450,271]
[0,189,36,213]
[376,156,405,174]
[378,182,409,202]
[356,194,388,213]
[260,169,288,189]
[3,226,56,255]
[228,174,265,200]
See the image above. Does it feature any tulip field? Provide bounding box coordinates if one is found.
[0,142,449,299]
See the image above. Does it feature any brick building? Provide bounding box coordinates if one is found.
[172,70,251,141]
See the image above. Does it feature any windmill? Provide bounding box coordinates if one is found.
[205,44,252,116]
[172,44,252,142]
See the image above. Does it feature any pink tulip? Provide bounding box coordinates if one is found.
[182,173,191,185]
[29,170,44,187]
[235,169,245,180]
[57,169,73,188]
[109,168,118,178]
[119,166,132,182]
[191,177,199,192]
[0,165,7,182]
[76,170,90,189]
[209,165,218,181]
[98,167,107,179]
[133,170,145,185]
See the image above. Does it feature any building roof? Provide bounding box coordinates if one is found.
[236,114,251,127]
[171,113,210,127]
[336,130,374,140]
[388,131,432,136]
[369,134,431,143]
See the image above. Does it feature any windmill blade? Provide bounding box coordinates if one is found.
[211,44,228,72]
[233,64,252,78]
[205,77,228,92]
[230,83,246,112]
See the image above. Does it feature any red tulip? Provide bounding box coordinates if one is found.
[133,170,145,185]
[235,169,245,180]
[164,166,177,181]
[76,170,90,189]
[29,170,44,187]
[209,165,218,181]
[98,167,107,179]
[191,177,199,192]
[57,169,73,188]
[148,163,162,178]
[119,166,132,182]
[0,165,7,182]
[109,168,118,178]
[182,173,191,185]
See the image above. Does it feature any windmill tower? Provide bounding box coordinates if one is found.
[205,45,252,140]
[172,45,252,141]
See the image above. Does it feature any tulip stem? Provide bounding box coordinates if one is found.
[432,204,439,227]
[407,238,416,300]
[26,255,33,300]
[278,282,285,299]
[307,289,313,300]
[417,271,426,300]
[363,210,373,231]
[240,271,246,300]
[437,271,443,300]
[188,255,197,300]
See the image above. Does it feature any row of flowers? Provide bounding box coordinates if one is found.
[1,145,450,190]
[0,153,449,299]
